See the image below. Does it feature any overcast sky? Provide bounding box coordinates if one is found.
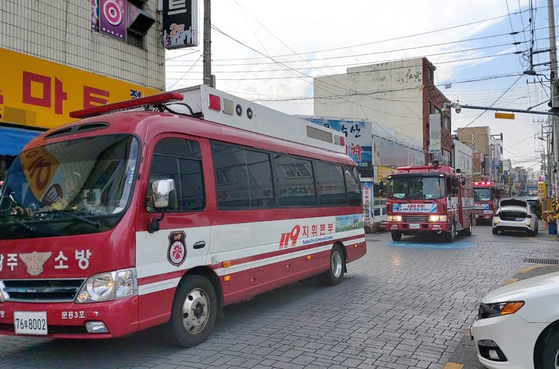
[165,0,553,171]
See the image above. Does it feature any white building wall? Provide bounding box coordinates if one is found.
[314,58,424,143]
[0,0,164,90]
[453,139,473,176]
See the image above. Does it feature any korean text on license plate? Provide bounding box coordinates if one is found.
[410,224,420,229]
[14,311,48,335]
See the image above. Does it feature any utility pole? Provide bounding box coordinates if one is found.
[203,0,214,87]
[549,0,558,199]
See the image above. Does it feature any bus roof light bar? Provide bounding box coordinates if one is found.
[70,92,185,119]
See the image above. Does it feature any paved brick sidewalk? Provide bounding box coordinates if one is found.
[1,225,558,368]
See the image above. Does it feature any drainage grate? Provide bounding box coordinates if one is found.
[523,258,559,265]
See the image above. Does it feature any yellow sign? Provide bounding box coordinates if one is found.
[538,182,546,199]
[0,47,161,129]
[19,146,60,202]
[376,166,394,183]
[495,112,515,120]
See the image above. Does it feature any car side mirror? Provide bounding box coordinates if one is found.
[152,179,175,209]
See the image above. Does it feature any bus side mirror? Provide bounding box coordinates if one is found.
[152,179,175,209]
[148,179,175,233]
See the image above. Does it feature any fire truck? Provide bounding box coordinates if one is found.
[473,181,499,224]
[385,162,475,242]
[0,86,365,346]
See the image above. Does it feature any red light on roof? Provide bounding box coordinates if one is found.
[474,182,479,185]
[209,94,221,111]
[69,92,184,119]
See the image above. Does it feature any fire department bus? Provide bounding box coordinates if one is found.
[0,86,366,347]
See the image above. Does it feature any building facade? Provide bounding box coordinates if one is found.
[456,127,504,182]
[0,0,165,181]
[313,57,451,164]
[453,139,474,176]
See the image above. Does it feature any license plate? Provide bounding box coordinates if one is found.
[410,224,420,229]
[14,311,48,335]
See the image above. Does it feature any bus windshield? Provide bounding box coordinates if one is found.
[474,188,492,201]
[388,176,446,200]
[0,134,139,239]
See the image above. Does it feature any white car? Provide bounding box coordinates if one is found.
[471,272,559,368]
[492,198,538,236]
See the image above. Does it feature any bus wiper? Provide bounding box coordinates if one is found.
[35,210,102,228]
[0,212,36,232]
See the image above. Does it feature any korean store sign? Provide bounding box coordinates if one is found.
[0,47,160,129]
[303,117,373,170]
[162,0,199,49]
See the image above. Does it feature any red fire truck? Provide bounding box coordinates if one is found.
[0,86,365,346]
[473,181,499,224]
[385,163,475,242]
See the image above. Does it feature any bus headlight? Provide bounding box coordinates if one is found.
[75,269,137,303]
[389,215,402,222]
[429,215,448,222]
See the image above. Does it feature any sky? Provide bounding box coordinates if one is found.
[164,0,554,172]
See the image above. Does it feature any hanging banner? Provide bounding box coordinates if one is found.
[91,0,100,31]
[362,182,372,226]
[162,0,199,49]
[99,0,127,40]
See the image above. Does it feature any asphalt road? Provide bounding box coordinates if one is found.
[1,222,559,369]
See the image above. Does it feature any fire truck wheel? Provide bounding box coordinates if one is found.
[164,275,218,348]
[445,222,455,243]
[464,218,473,236]
[320,245,345,285]
[391,231,402,241]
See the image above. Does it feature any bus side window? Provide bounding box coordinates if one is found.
[146,138,205,213]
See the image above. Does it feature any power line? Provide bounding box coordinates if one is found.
[167,5,557,63]
[456,74,524,131]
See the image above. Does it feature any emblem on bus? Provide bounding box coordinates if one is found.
[19,252,52,276]
[168,231,187,267]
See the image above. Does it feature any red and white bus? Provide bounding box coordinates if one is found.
[0,86,366,347]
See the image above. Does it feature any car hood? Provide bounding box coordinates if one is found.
[482,271,559,304]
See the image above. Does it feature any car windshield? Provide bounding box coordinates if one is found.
[0,134,139,239]
[388,176,446,200]
[474,188,492,201]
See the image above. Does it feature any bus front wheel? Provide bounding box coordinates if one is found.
[164,275,218,348]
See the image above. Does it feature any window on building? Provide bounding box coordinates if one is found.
[427,67,432,81]
[274,155,316,206]
[428,101,432,114]
[314,162,346,205]
[212,143,275,209]
[443,115,451,131]
[147,138,205,212]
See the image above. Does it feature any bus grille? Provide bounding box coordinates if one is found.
[1,279,85,302]
[404,215,429,223]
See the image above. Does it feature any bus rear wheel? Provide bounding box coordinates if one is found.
[164,275,217,348]
[391,231,402,241]
[320,245,345,285]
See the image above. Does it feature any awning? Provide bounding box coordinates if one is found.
[0,126,43,156]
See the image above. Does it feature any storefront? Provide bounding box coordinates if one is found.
[0,47,160,181]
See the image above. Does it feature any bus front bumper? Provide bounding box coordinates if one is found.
[0,296,139,339]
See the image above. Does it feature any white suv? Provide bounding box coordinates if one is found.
[492,198,538,236]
